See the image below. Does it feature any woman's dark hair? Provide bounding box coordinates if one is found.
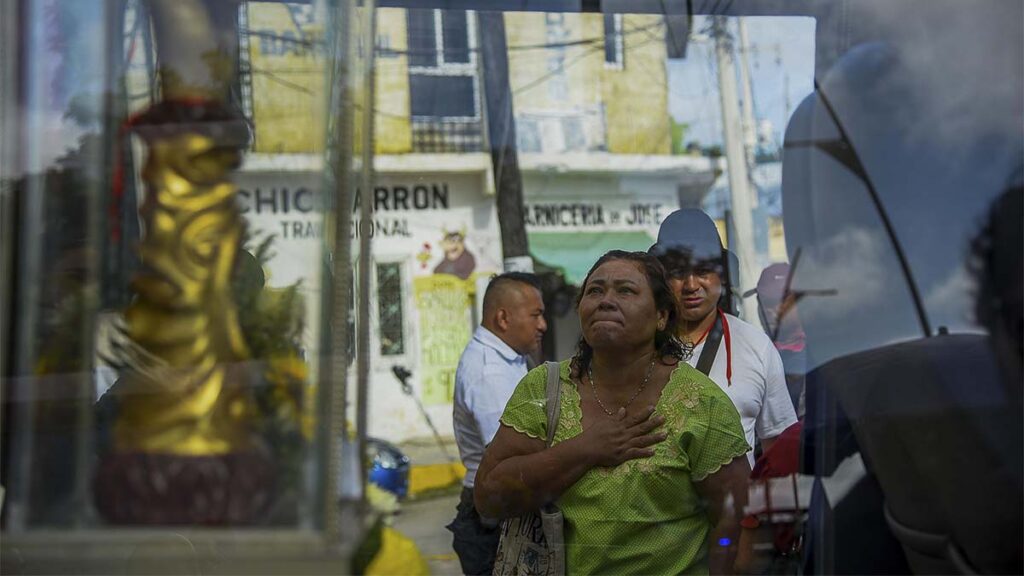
[570,250,684,378]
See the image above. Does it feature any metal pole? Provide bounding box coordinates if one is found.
[737,17,759,184]
[355,0,377,506]
[5,0,52,530]
[68,0,120,528]
[713,17,759,322]
[322,0,356,541]
[0,0,18,412]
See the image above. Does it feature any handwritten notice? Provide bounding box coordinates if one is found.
[414,275,473,405]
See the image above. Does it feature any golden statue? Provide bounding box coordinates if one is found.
[95,0,275,525]
[114,130,254,456]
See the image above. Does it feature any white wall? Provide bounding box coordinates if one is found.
[234,166,502,444]
[233,160,713,444]
[366,172,501,442]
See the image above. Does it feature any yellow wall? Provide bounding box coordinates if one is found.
[600,14,670,155]
[248,3,326,153]
[768,216,787,261]
[247,4,411,154]
[246,7,668,156]
[375,9,413,154]
[506,13,670,155]
[505,13,602,112]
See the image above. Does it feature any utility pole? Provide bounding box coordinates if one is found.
[736,17,759,195]
[713,16,760,322]
[477,11,532,273]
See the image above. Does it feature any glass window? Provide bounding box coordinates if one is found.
[441,10,471,64]
[1,0,374,562]
[372,4,1019,576]
[376,262,406,356]
[406,9,437,67]
[409,75,476,117]
[406,9,481,152]
[407,9,474,69]
[4,1,1021,574]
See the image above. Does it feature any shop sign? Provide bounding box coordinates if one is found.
[523,201,668,230]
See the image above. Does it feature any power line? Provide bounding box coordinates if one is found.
[245,13,680,137]
[512,26,664,96]
[240,19,666,59]
[251,69,315,95]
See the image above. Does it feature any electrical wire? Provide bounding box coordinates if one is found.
[239,18,665,58]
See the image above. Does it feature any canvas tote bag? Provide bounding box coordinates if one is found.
[492,361,566,576]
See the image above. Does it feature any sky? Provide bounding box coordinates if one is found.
[24,0,108,173]
[668,16,816,149]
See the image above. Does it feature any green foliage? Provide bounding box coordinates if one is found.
[670,118,690,155]
[234,233,305,360]
[234,232,310,522]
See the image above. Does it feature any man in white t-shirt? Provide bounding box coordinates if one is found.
[650,209,797,464]
[447,272,547,575]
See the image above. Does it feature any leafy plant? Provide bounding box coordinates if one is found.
[234,232,312,522]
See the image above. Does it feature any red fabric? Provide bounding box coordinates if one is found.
[694,312,717,345]
[774,337,806,353]
[750,421,803,479]
[743,422,804,555]
[720,309,732,386]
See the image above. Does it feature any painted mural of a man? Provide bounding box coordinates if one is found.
[434,228,476,280]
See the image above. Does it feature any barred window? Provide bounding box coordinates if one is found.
[376,262,405,356]
[407,9,471,68]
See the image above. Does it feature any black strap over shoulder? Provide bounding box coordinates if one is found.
[695,312,723,376]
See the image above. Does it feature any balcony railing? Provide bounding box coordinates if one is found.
[411,117,484,153]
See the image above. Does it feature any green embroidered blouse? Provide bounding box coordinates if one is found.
[500,360,750,575]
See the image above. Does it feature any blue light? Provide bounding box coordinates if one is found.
[718,537,732,547]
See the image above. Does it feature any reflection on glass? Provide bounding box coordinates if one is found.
[2,0,335,532]
[4,1,1018,573]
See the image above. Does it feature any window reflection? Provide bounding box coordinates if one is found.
[1,1,1020,574]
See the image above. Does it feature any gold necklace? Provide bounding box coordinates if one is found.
[588,358,656,416]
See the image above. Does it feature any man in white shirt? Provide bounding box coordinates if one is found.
[447,272,547,575]
[650,209,797,465]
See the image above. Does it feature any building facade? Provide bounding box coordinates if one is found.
[237,5,716,442]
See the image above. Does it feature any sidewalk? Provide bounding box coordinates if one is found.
[398,436,466,499]
[394,436,464,575]
[392,491,462,575]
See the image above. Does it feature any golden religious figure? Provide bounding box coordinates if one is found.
[94,0,275,525]
[114,129,254,456]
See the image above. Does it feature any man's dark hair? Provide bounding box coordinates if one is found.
[570,250,684,378]
[482,272,542,317]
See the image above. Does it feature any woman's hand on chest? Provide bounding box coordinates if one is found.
[576,404,667,468]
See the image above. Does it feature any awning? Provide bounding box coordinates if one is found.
[528,231,656,286]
